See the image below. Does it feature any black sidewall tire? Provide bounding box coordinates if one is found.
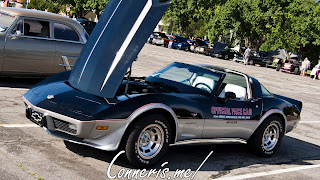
[124,114,171,168]
[248,116,284,157]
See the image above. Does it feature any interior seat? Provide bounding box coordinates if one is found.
[219,84,247,101]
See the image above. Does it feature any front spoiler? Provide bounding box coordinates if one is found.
[23,96,128,151]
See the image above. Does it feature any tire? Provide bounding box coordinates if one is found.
[224,55,229,60]
[184,47,189,51]
[294,67,300,75]
[247,116,284,157]
[249,60,254,65]
[276,65,281,71]
[124,114,171,168]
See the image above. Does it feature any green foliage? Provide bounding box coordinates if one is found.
[28,0,62,14]
[164,0,320,63]
[28,0,109,19]
[85,0,109,18]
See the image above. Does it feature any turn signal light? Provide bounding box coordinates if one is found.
[96,126,109,130]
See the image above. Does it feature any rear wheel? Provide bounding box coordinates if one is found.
[124,114,171,168]
[247,116,284,157]
[224,55,229,60]
[276,65,281,71]
[249,60,254,65]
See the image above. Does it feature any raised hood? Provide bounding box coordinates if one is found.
[68,0,172,98]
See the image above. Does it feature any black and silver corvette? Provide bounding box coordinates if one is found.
[23,0,302,167]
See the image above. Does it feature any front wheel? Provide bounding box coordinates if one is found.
[247,116,284,157]
[124,114,171,168]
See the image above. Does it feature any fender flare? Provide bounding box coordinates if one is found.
[126,103,179,142]
[251,109,287,137]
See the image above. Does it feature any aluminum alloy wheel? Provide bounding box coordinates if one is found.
[262,123,280,151]
[137,124,164,159]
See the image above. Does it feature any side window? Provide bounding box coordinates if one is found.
[219,73,248,101]
[23,19,50,38]
[54,23,79,42]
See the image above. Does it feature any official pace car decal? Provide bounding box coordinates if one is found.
[211,106,253,119]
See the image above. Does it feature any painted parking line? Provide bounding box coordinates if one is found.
[299,121,320,123]
[0,124,38,128]
[215,164,320,180]
[0,87,29,91]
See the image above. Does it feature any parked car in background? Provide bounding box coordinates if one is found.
[171,35,190,51]
[0,7,87,77]
[249,51,273,67]
[76,18,96,35]
[190,39,210,54]
[280,59,301,75]
[211,48,240,60]
[151,32,168,46]
[233,51,273,67]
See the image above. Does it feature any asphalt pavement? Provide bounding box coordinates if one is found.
[0,43,319,180]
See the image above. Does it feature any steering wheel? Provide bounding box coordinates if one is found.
[194,83,213,92]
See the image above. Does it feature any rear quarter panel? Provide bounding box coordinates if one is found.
[262,97,301,132]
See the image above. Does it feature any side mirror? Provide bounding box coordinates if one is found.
[11,30,22,39]
[225,91,236,99]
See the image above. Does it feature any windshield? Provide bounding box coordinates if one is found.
[146,63,222,96]
[0,12,16,32]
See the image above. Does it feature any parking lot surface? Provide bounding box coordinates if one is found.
[0,43,319,180]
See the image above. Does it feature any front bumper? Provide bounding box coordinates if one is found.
[23,96,128,151]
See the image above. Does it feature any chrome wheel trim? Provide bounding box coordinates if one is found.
[137,124,164,159]
[262,123,280,151]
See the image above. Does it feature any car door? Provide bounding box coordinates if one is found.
[202,72,262,140]
[52,22,85,73]
[4,18,55,75]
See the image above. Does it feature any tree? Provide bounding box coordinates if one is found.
[28,0,62,13]
[85,0,109,19]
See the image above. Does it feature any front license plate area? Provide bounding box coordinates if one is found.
[28,109,46,127]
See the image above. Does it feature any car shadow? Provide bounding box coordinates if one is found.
[0,77,44,89]
[63,136,320,177]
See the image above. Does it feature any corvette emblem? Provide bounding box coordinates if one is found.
[47,95,54,100]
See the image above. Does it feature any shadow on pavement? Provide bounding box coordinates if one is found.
[0,77,44,89]
[63,136,320,178]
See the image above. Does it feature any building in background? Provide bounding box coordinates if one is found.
[154,20,169,34]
